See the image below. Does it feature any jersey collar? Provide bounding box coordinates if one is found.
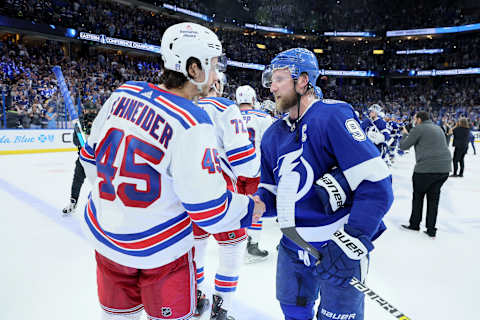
[282,99,319,128]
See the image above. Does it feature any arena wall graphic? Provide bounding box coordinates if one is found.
[0,129,77,155]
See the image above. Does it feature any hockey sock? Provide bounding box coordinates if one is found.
[247,219,263,244]
[194,237,209,291]
[214,239,247,310]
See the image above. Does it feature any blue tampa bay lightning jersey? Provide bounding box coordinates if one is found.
[256,99,393,252]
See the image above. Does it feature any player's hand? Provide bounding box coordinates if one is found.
[401,126,409,135]
[315,225,373,287]
[251,195,265,223]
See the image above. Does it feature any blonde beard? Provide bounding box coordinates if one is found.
[275,91,297,113]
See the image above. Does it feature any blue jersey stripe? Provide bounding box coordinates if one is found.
[182,191,228,211]
[79,154,96,165]
[230,153,256,166]
[194,210,228,227]
[84,206,193,257]
[88,200,190,241]
[226,144,254,157]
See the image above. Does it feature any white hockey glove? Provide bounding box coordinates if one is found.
[367,130,385,145]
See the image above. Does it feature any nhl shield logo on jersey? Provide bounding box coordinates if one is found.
[345,119,366,142]
[161,307,172,317]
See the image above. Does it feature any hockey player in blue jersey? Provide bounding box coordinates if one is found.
[385,114,400,164]
[361,104,391,162]
[255,48,393,320]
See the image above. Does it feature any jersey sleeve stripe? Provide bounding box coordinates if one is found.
[199,98,229,111]
[80,146,95,160]
[343,156,391,191]
[183,192,233,227]
[230,153,256,167]
[182,191,228,211]
[84,142,95,155]
[225,143,254,157]
[248,111,267,117]
[227,146,255,162]
[84,197,192,256]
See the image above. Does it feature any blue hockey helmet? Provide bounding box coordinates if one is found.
[314,86,323,99]
[262,48,320,89]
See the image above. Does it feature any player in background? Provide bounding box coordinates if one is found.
[385,114,401,164]
[194,75,260,319]
[255,48,393,320]
[361,104,391,164]
[78,22,264,320]
[261,99,277,118]
[235,85,274,263]
[63,106,97,215]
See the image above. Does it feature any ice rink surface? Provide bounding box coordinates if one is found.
[0,147,478,320]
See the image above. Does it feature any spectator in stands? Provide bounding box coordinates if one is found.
[29,102,43,129]
[45,106,57,129]
[399,111,451,238]
[449,117,471,177]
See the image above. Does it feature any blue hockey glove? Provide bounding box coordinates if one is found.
[316,224,373,287]
[314,167,352,215]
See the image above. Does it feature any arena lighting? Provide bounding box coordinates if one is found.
[373,50,384,55]
[319,70,377,77]
[396,49,444,55]
[162,3,213,22]
[313,49,324,53]
[227,60,265,71]
[324,31,376,37]
[256,43,266,49]
[245,23,293,34]
[387,22,480,37]
[65,28,77,38]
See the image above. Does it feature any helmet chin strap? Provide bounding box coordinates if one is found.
[187,59,213,94]
[292,80,312,141]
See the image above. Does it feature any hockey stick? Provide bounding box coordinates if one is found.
[280,227,412,320]
[52,66,86,147]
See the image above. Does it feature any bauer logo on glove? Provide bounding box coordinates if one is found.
[314,167,352,215]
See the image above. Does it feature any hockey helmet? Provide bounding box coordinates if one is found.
[236,85,256,105]
[262,48,319,89]
[160,23,227,89]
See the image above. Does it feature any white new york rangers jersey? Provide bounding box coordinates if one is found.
[240,109,274,160]
[79,81,255,269]
[197,97,260,184]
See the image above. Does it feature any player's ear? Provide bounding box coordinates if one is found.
[299,73,309,91]
[186,58,203,81]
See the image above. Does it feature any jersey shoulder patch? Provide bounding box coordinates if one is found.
[345,118,366,142]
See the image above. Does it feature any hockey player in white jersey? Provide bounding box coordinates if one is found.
[78,23,264,320]
[235,85,274,262]
[193,76,261,319]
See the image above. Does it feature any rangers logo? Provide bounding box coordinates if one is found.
[161,307,172,317]
[228,232,236,239]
